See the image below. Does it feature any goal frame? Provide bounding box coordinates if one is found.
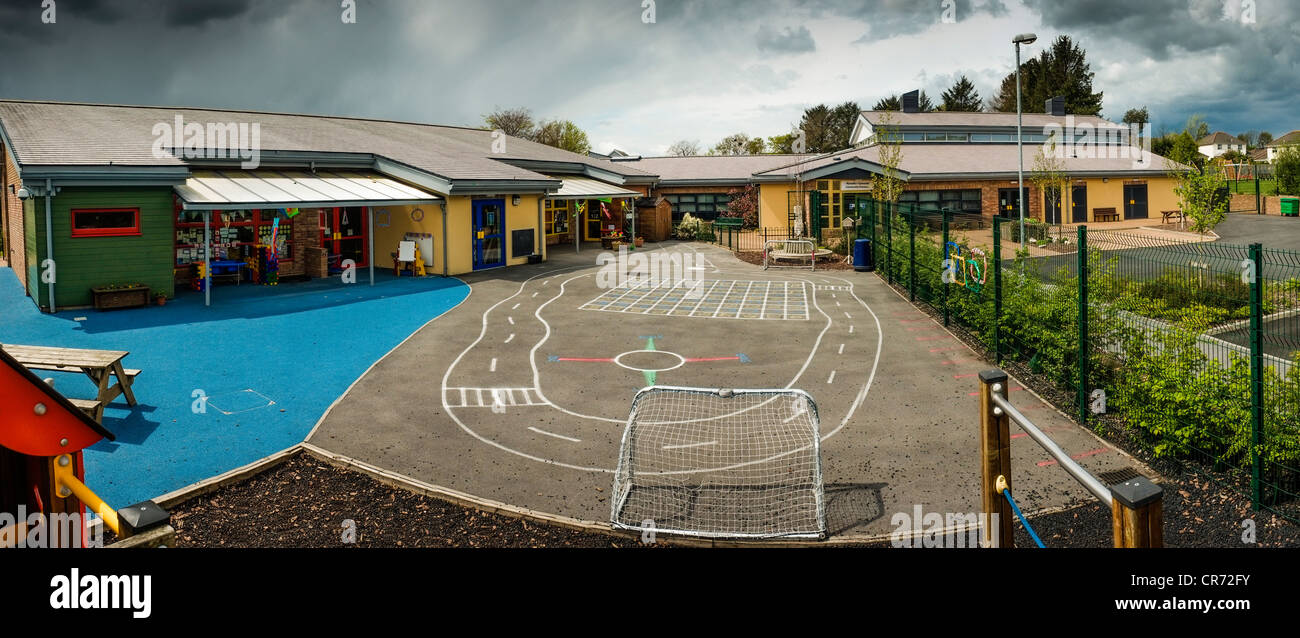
[610,385,827,541]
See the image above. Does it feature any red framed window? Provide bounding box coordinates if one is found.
[71,208,141,237]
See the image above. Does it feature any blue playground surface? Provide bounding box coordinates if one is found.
[0,269,468,509]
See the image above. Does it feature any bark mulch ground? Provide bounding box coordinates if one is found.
[169,455,633,548]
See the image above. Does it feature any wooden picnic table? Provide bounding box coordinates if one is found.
[1161,209,1184,224]
[1093,207,1120,222]
[0,344,139,423]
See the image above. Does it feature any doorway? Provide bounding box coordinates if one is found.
[472,199,506,270]
[320,206,368,267]
[1071,184,1088,223]
[1123,184,1148,220]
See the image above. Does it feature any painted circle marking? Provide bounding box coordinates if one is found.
[613,350,687,373]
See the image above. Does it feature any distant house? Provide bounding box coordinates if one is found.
[1266,130,1300,162]
[1197,132,1247,158]
[1248,147,1269,163]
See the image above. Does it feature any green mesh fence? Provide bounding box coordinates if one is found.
[854,196,1300,523]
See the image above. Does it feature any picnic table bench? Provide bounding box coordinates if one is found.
[1161,209,1184,224]
[1093,207,1119,222]
[0,344,139,423]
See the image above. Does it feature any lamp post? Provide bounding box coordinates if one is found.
[1013,32,1037,249]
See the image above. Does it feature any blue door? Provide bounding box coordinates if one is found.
[472,199,506,270]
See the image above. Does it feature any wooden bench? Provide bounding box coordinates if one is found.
[1161,210,1184,224]
[68,398,105,423]
[1093,207,1119,222]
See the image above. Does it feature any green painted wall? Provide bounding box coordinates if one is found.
[32,187,175,310]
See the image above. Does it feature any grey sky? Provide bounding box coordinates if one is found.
[0,0,1294,155]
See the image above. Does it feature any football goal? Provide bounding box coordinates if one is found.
[610,386,826,540]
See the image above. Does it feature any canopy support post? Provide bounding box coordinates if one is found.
[204,211,211,307]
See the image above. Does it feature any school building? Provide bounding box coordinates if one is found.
[1,99,1187,312]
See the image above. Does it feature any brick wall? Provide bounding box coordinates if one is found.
[2,142,26,290]
[906,179,1042,221]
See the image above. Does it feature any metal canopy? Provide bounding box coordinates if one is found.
[175,169,442,210]
[543,174,639,200]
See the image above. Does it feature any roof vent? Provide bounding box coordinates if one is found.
[901,90,920,114]
[1044,96,1065,116]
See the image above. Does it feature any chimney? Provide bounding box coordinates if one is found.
[901,90,920,113]
[1044,96,1065,116]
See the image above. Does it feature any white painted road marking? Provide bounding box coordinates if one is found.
[512,303,521,310]
[490,358,497,372]
[528,426,581,442]
[838,343,845,355]
[508,316,515,325]
[827,370,837,384]
[504,333,515,344]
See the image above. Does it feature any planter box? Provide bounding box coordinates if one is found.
[91,285,150,311]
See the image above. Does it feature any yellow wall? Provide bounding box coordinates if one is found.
[370,194,544,276]
[1065,176,1181,222]
[758,183,797,228]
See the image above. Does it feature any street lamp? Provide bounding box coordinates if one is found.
[1013,32,1037,249]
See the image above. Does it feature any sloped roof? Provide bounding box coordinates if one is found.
[755,143,1188,180]
[0,100,655,185]
[1198,132,1245,146]
[860,110,1114,129]
[1267,130,1300,147]
[614,154,816,183]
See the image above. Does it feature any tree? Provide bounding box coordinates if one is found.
[1259,131,1274,146]
[768,132,798,153]
[1030,136,1071,228]
[1121,107,1149,125]
[725,184,760,228]
[709,133,758,156]
[665,140,700,156]
[869,112,906,204]
[939,75,982,112]
[989,36,1103,114]
[1276,146,1300,196]
[1183,114,1210,140]
[795,101,860,153]
[533,119,591,155]
[484,106,536,139]
[1170,157,1228,234]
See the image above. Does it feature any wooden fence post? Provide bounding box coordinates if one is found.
[979,369,1014,548]
[1110,477,1163,548]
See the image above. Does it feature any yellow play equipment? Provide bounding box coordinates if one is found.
[393,240,426,277]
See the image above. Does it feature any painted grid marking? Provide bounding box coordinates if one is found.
[580,279,809,321]
[445,387,548,408]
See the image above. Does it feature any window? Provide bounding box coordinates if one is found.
[174,208,293,265]
[71,208,140,237]
[545,199,570,236]
[665,193,731,222]
[899,189,982,215]
[902,132,925,142]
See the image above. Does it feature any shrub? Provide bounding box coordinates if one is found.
[1276,146,1300,196]
[674,213,704,240]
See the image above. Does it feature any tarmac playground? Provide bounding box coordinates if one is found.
[308,241,1146,538]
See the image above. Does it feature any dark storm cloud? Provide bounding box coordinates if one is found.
[1025,0,1300,137]
[756,24,815,54]
[163,0,255,27]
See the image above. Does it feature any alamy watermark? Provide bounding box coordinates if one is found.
[891,505,1000,548]
[595,246,705,293]
[1041,116,1153,169]
[152,114,262,169]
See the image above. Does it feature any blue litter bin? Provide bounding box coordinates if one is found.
[854,238,874,272]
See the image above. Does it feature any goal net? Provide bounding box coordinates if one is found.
[611,386,826,540]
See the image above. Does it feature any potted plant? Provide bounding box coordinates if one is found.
[91,283,151,311]
[634,235,645,248]
[153,293,167,307]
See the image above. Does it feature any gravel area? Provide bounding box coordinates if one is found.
[169,455,633,548]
